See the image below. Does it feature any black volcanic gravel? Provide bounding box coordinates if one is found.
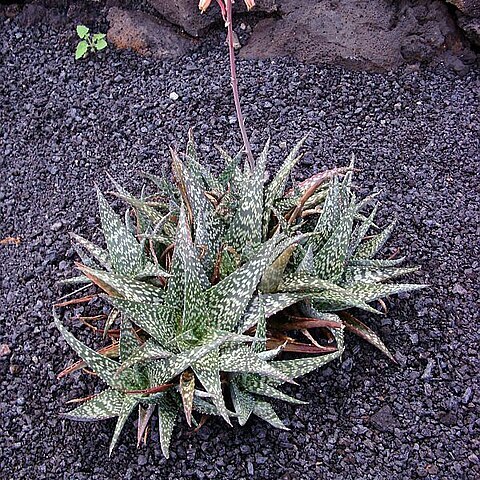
[1,16,479,480]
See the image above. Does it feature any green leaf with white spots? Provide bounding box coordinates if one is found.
[118,337,171,371]
[348,282,426,303]
[108,297,176,348]
[79,265,164,304]
[354,220,396,259]
[119,318,140,362]
[279,272,346,294]
[108,176,166,224]
[193,351,231,424]
[272,349,342,381]
[238,292,308,333]
[179,371,195,426]
[96,188,144,275]
[70,233,111,270]
[348,204,378,257]
[109,395,139,455]
[219,345,293,384]
[54,310,135,389]
[225,140,269,249]
[253,400,288,430]
[343,266,419,285]
[341,313,395,361]
[231,383,255,426]
[63,389,126,421]
[145,333,258,385]
[208,234,292,332]
[312,289,382,314]
[157,395,180,459]
[313,202,355,281]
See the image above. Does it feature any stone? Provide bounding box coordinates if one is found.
[147,0,277,37]
[107,7,194,58]
[370,405,396,432]
[456,12,480,46]
[446,0,480,16]
[240,0,473,71]
[0,344,11,358]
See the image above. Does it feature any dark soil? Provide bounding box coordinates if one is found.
[1,16,479,480]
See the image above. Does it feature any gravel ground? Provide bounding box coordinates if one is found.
[1,16,479,480]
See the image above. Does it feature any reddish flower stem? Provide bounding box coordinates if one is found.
[225,0,255,170]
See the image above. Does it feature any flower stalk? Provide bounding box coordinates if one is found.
[225,0,255,170]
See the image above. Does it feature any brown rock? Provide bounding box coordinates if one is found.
[147,0,277,37]
[446,0,480,16]
[241,0,473,71]
[457,13,480,45]
[107,7,194,58]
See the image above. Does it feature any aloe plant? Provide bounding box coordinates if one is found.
[55,136,423,456]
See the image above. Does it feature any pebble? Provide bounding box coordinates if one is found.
[50,221,62,232]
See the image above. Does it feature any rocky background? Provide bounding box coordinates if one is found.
[0,0,479,72]
[1,1,479,479]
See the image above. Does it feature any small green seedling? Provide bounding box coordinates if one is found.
[75,25,107,60]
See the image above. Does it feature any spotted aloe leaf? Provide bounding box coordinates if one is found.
[252,295,266,353]
[312,288,382,314]
[209,234,298,333]
[192,351,231,424]
[54,310,135,390]
[96,188,144,275]
[279,272,346,294]
[157,395,179,459]
[185,129,222,193]
[348,282,425,303]
[70,233,111,270]
[225,140,269,249]
[108,176,165,224]
[354,220,396,259]
[238,292,309,333]
[219,345,293,384]
[312,201,355,281]
[340,312,395,362]
[348,204,378,257]
[262,137,307,237]
[311,176,342,247]
[119,318,140,362]
[216,146,243,187]
[179,370,195,426]
[239,376,307,405]
[109,395,139,455]
[174,207,210,333]
[265,137,307,209]
[78,265,164,304]
[253,400,288,430]
[118,338,171,371]
[62,388,127,421]
[108,298,176,348]
[272,347,343,381]
[177,155,219,263]
[231,382,255,426]
[343,266,419,285]
[145,332,259,385]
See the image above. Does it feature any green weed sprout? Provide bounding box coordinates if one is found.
[75,25,107,60]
